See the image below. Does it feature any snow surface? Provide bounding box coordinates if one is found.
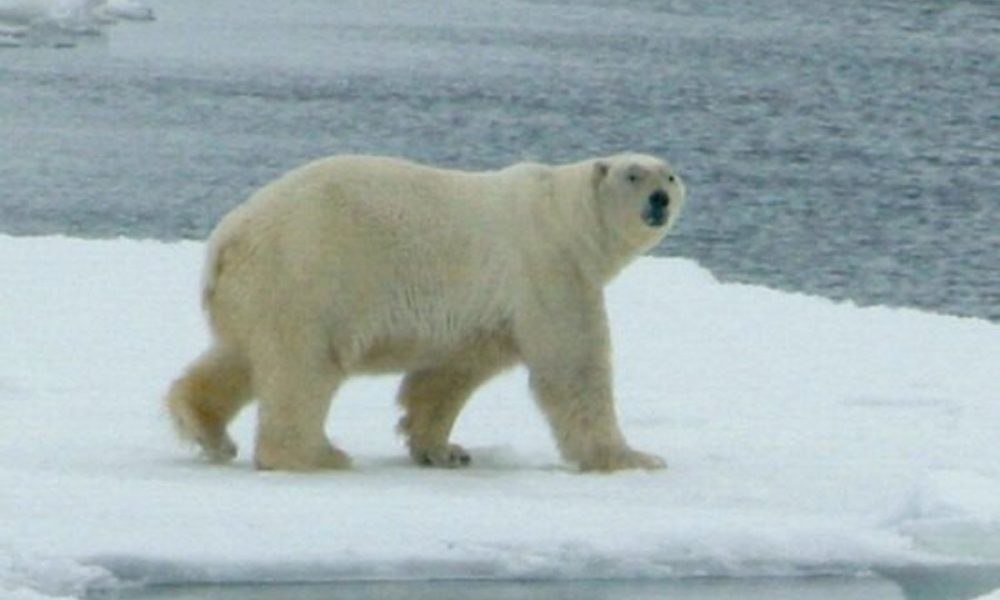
[1,235,998,598]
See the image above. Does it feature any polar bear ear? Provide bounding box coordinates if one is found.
[592,161,610,188]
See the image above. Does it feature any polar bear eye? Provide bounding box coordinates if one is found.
[626,167,645,184]
[667,175,676,184]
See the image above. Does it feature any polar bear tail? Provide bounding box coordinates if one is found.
[201,236,225,312]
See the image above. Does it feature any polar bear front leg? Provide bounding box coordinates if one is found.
[517,288,666,472]
[529,372,665,471]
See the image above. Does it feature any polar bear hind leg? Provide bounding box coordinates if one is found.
[397,359,510,468]
[166,344,252,463]
[397,368,479,468]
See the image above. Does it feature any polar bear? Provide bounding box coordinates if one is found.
[166,153,686,472]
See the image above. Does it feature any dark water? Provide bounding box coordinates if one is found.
[81,559,1000,600]
[97,577,906,600]
[1,0,998,322]
[91,569,1000,600]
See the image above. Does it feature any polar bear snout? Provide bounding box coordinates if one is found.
[642,189,670,227]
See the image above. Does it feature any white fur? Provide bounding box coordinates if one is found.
[167,153,686,471]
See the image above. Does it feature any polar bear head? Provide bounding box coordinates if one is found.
[592,154,686,253]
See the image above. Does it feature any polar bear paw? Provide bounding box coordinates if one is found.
[200,434,238,464]
[411,443,472,468]
[580,447,667,472]
[254,443,353,471]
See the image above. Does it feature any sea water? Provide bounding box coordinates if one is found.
[101,577,906,600]
[1,0,997,321]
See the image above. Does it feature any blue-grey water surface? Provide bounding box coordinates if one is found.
[91,569,1000,600]
[99,576,906,600]
[1,0,997,320]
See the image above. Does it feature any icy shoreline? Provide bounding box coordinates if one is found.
[1,236,998,598]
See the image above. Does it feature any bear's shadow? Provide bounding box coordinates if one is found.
[359,445,567,474]
[159,445,568,476]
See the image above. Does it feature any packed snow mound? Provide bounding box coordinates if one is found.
[1,552,114,599]
[0,236,998,599]
[0,0,153,46]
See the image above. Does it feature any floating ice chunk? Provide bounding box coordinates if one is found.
[1,236,998,592]
[0,0,153,45]
[0,0,97,25]
[93,0,153,22]
[0,0,48,25]
[0,22,28,44]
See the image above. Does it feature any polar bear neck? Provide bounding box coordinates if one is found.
[524,161,643,285]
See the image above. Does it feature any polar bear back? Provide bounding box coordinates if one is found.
[205,156,553,371]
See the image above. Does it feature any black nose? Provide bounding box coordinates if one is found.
[649,189,669,208]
